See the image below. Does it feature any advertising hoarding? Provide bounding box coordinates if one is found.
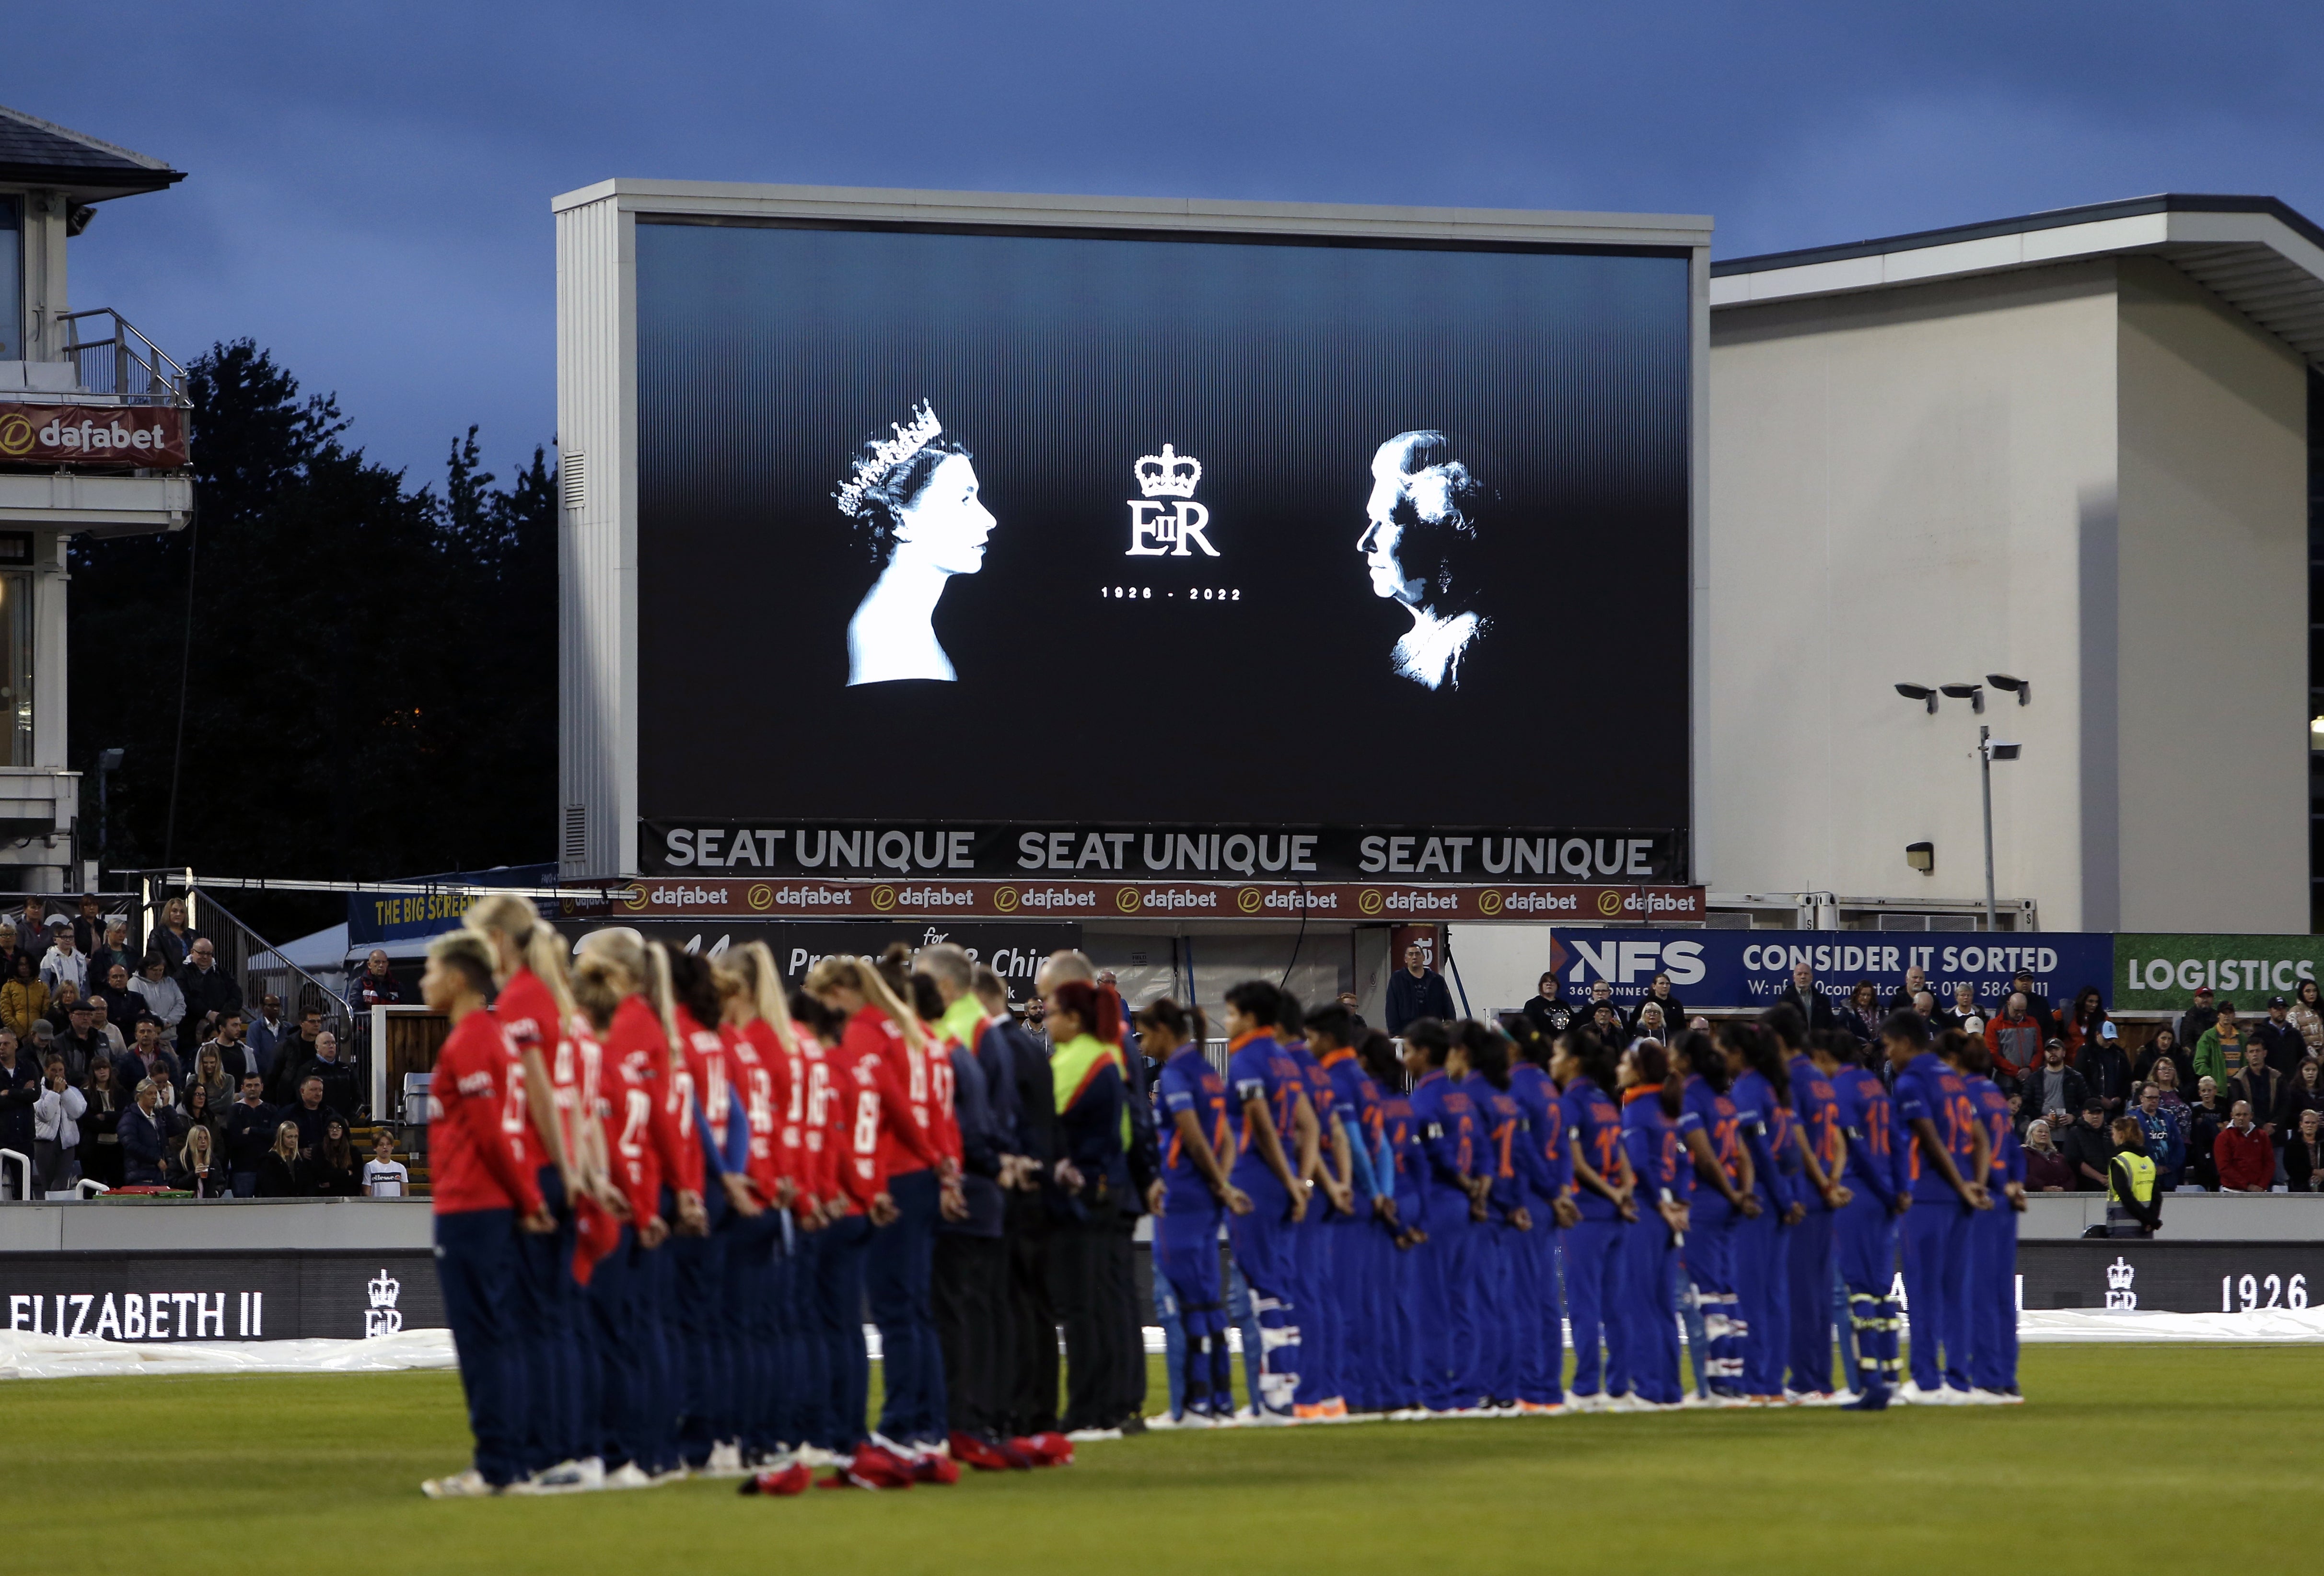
[1540,928,2116,1012]
[2111,934,2321,1010]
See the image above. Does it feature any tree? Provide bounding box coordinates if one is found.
[67,341,556,938]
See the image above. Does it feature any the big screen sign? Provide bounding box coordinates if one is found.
[631,210,1693,860]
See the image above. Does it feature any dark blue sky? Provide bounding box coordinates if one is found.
[12,0,2319,483]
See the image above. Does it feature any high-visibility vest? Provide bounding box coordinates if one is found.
[2108,1148,2156,1206]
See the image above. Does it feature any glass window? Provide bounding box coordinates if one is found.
[0,572,31,766]
[0,196,19,360]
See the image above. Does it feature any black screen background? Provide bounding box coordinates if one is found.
[635,219,1691,830]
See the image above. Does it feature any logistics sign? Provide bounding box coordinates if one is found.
[1547,930,2117,1013]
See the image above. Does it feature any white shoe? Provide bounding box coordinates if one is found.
[647,1465,690,1485]
[1239,1409,1298,1427]
[695,1442,748,1478]
[512,1458,602,1495]
[1385,1407,1427,1422]
[420,1468,501,1499]
[1143,1413,1182,1430]
[1564,1392,1607,1414]
[1064,1427,1123,1442]
[1426,1406,1479,1419]
[1964,1388,2010,1406]
[794,1446,841,1468]
[603,1462,654,1491]
[1343,1411,1386,1423]
[1901,1383,1958,1406]
[1602,1393,1644,1414]
[1632,1400,1685,1413]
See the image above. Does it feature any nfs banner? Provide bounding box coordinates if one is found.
[1547,929,2117,1013]
[2112,934,2323,1011]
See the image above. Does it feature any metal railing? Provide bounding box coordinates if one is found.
[55,308,188,406]
[174,886,356,1085]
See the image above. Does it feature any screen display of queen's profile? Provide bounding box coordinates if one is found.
[635,216,1691,831]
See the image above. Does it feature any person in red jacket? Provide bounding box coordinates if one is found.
[2215,1101,2276,1193]
[419,930,553,1500]
[803,953,950,1483]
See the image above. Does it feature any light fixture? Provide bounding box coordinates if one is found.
[1987,741,2021,761]
[1940,683,1985,713]
[1905,842,1935,874]
[1986,673,2031,706]
[1894,682,1937,714]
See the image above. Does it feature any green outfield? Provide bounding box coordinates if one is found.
[21,1346,2310,1574]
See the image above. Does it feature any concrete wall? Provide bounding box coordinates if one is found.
[2112,259,2309,932]
[1706,257,2309,932]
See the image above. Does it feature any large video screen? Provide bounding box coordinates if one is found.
[635,217,1691,832]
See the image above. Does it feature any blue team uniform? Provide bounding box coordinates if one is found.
[1727,1067,1797,1400]
[1507,1062,1571,1406]
[1286,1038,1344,1410]
[1831,1061,1906,1402]
[1224,1030,1309,1415]
[1619,1086,1690,1404]
[1894,1051,1980,1395]
[1560,1075,1629,1399]
[1376,1087,1428,1411]
[1321,1048,1391,1413]
[1157,1043,1235,1419]
[1469,1078,1530,1405]
[1786,1053,1846,1396]
[1677,1075,1748,1395]
[1965,1074,2022,1395]
[1407,1066,1482,1411]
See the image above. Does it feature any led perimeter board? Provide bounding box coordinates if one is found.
[554,182,1711,883]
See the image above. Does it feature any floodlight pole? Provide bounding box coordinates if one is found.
[1978,724,1998,934]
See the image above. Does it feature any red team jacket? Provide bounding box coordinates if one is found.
[832,1007,944,1213]
[847,1005,962,1182]
[492,967,565,1179]
[725,1020,790,1207]
[430,1009,546,1218]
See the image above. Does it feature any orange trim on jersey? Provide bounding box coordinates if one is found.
[1622,1083,1664,1105]
[1227,1029,1271,1053]
[1316,1047,1356,1068]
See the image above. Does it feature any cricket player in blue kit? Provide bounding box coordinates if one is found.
[1673,1033,1755,1402]
[1460,1020,1535,1412]
[1143,997,1254,1425]
[1719,1020,1800,1404]
[1312,1008,1394,1417]
[1506,1019,1577,1413]
[1220,981,1315,1422]
[1957,1038,2026,1403]
[1822,1029,1906,1409]
[1279,997,1357,1419]
[1763,1006,1852,1402]
[1888,1019,1993,1404]
[1403,1019,1485,1415]
[1615,1040,1691,1408]
[1551,1027,1632,1409]
[1369,1034,1431,1417]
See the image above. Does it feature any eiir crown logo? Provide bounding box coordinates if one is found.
[1135,444,1202,499]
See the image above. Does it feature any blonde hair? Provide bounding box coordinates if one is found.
[182,1124,213,1167]
[645,941,683,1054]
[573,929,646,1032]
[804,954,927,1053]
[463,893,575,1019]
[729,942,800,1056]
[273,1121,300,1159]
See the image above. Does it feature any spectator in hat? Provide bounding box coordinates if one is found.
[2194,1002,2245,1088]
[39,918,87,998]
[1777,960,1839,1032]
[128,953,187,1049]
[2179,985,2220,1054]
[2253,996,2306,1072]
[2010,969,2061,1041]
[2024,1038,2090,1126]
[2057,1100,2116,1192]
[2077,1020,2134,1115]
[2231,1041,2284,1146]
[0,951,46,1042]
[1984,992,2044,1081]
[54,1000,108,1086]
[2214,1101,2274,1194]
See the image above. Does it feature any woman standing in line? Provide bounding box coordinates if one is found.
[1718,1020,1800,1405]
[1615,1040,1691,1408]
[1551,1026,1634,1410]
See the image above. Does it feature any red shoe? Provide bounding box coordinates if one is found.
[1021,1432,1075,1467]
[995,1437,1037,1470]
[911,1453,961,1485]
[740,1463,812,1497]
[818,1445,915,1490]
[949,1432,1013,1472]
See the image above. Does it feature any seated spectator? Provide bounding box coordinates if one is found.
[2022,1119,2074,1192]
[1984,993,2044,1082]
[0,951,47,1042]
[169,1124,233,1198]
[2188,1077,2229,1189]
[78,1056,126,1187]
[221,1072,276,1198]
[39,918,87,998]
[115,1015,182,1094]
[2134,1026,2192,1094]
[256,1120,306,1197]
[0,1031,38,1196]
[32,1054,84,1192]
[363,1130,409,1197]
[185,1042,234,1114]
[2215,1101,2274,1194]
[2131,1081,2185,1189]
[2275,1055,2324,1138]
[2104,1116,2163,1238]
[2077,1021,2134,1114]
[2292,980,2324,1060]
[2057,1100,2115,1192]
[2194,1002,2245,1087]
[2287,1109,2324,1193]
[351,948,405,1008]
[286,1074,343,1158]
[311,1118,362,1197]
[1838,980,1884,1043]
[2232,1043,2284,1148]
[295,1030,362,1118]
[117,1078,169,1185]
[2023,1039,2089,1129]
[210,1010,268,1089]
[129,954,187,1050]
[178,938,242,1043]
[42,977,81,1037]
[2253,995,2306,1073]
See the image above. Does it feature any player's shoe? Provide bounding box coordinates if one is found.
[1792,1390,1843,1408]
[1243,1406,1300,1426]
[1318,1398,1350,1420]
[1839,1389,1891,1411]
[818,1444,915,1490]
[420,1469,502,1499]
[1964,1388,2011,1405]
[1385,1406,1429,1421]
[511,1458,602,1495]
[1064,1426,1123,1442]
[1019,1432,1076,1466]
[947,1432,1012,1472]
[603,1461,656,1491]
[1516,1400,1567,1416]
[697,1442,749,1479]
[1291,1403,1326,1421]
[741,1463,813,1496]
[911,1452,962,1485]
[1425,1406,1479,1419]
[1900,1383,1959,1406]
[793,1446,841,1468]
[1999,1387,2025,1404]
[1562,1391,1606,1414]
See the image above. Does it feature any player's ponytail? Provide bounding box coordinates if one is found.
[1134,997,1207,1049]
[572,928,646,1032]
[1672,1027,1728,1093]
[1459,1020,1512,1090]
[463,892,576,1020]
[645,940,683,1055]
[1716,1019,1789,1102]
[1049,978,1118,1044]
[734,941,800,1056]
[808,952,929,1054]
